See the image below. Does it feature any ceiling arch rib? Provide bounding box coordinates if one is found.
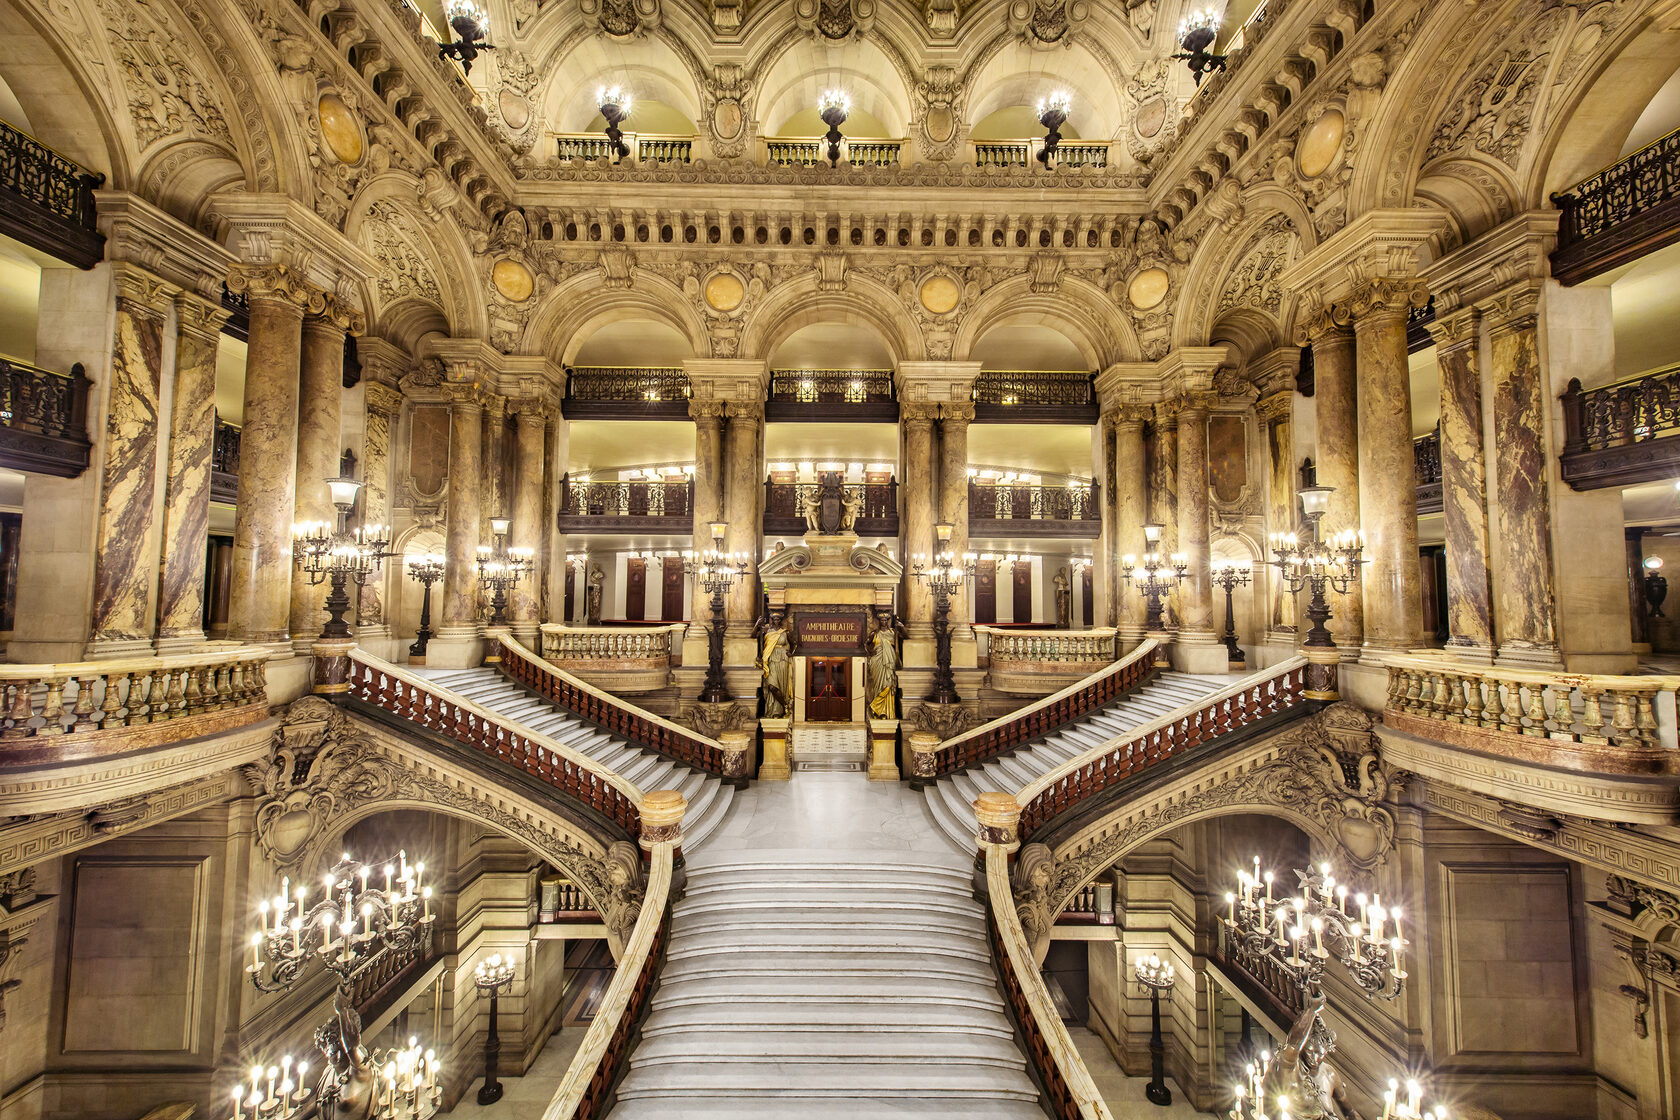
[754,37,915,137]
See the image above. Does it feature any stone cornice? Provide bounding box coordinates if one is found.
[494,354,567,403]
[1421,210,1560,315]
[357,335,413,385]
[95,192,236,303]
[422,336,504,390]
[204,193,380,298]
[1247,348,1302,398]
[1277,208,1451,310]
[1154,346,1229,397]
[895,361,982,406]
[684,358,769,404]
[1094,362,1161,410]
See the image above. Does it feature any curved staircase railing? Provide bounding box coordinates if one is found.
[493,632,742,781]
[1014,657,1308,843]
[929,638,1160,777]
[345,649,643,837]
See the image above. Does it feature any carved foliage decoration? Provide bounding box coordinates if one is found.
[1218,215,1298,316]
[1124,59,1177,165]
[477,210,541,353]
[796,0,876,39]
[913,66,965,163]
[704,65,755,160]
[655,259,786,357]
[1008,0,1091,47]
[360,200,446,312]
[486,49,543,154]
[581,0,661,38]
[96,0,232,152]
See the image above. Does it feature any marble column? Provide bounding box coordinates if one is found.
[208,537,234,638]
[1257,391,1298,641]
[939,404,973,637]
[154,291,229,651]
[1430,308,1495,659]
[481,394,509,528]
[688,400,727,639]
[1091,415,1115,630]
[440,386,485,638]
[723,400,764,631]
[228,270,309,653]
[88,265,172,658]
[1487,289,1561,666]
[901,402,938,637]
[1308,322,1363,649]
[1113,406,1150,639]
[357,378,404,641]
[545,412,570,625]
[1352,282,1426,655]
[1148,403,1179,626]
[289,310,349,650]
[1175,393,1216,640]
[509,403,547,642]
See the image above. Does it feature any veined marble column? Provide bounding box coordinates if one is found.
[723,400,764,631]
[228,269,310,653]
[1175,393,1216,641]
[289,309,350,650]
[154,291,230,651]
[88,265,173,658]
[1257,391,1299,641]
[1352,282,1426,655]
[939,404,973,637]
[1308,323,1363,649]
[545,412,570,624]
[1487,289,1561,666]
[440,386,485,638]
[509,403,548,642]
[1091,414,1115,630]
[1148,403,1179,626]
[1113,406,1150,640]
[481,394,508,530]
[357,377,404,641]
[688,400,726,639]
[901,402,938,637]
[1430,309,1495,659]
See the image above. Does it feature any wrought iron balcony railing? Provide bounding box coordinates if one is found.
[968,480,1100,538]
[0,117,104,268]
[1414,424,1441,514]
[764,478,899,537]
[0,357,91,477]
[1559,363,1680,489]
[766,368,896,420]
[563,365,691,418]
[972,369,1097,421]
[1553,125,1680,285]
[211,416,241,503]
[558,476,693,532]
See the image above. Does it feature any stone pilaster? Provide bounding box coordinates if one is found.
[1174,391,1221,666]
[1256,389,1298,642]
[480,393,509,536]
[544,410,570,625]
[154,291,230,651]
[901,401,939,638]
[289,303,354,650]
[509,402,548,643]
[687,399,727,639]
[88,264,173,658]
[1148,402,1179,626]
[357,372,405,641]
[437,382,486,661]
[939,403,974,637]
[1113,406,1151,640]
[1091,413,1116,631]
[723,400,764,631]
[227,266,312,654]
[1302,318,1363,650]
[1429,308,1495,660]
[1349,278,1428,656]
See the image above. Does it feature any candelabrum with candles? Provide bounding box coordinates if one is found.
[1134,954,1176,1107]
[1175,7,1228,84]
[819,89,851,167]
[684,521,751,704]
[293,476,394,642]
[1036,89,1071,166]
[473,953,517,1105]
[1268,485,1363,652]
[246,851,437,1110]
[1123,522,1188,633]
[1211,559,1254,665]
[598,85,633,159]
[406,554,445,659]
[438,0,494,73]
[229,1054,311,1120]
[362,1036,443,1119]
[477,515,534,627]
[912,521,977,705]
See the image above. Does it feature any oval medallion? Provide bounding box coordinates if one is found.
[1128,267,1170,311]
[925,105,955,145]
[492,258,534,303]
[498,89,532,131]
[714,98,743,141]
[705,272,745,311]
[1297,108,1345,179]
[919,275,961,315]
[1134,97,1166,139]
[317,93,365,165]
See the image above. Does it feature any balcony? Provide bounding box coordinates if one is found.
[211,416,240,503]
[764,138,903,168]
[764,478,899,537]
[968,479,1100,539]
[972,139,1110,170]
[539,623,680,693]
[971,369,1098,423]
[0,118,104,268]
[562,365,691,419]
[980,626,1118,696]
[1552,125,1680,285]
[554,132,695,164]
[766,368,896,422]
[1558,364,1680,489]
[0,357,91,477]
[1414,424,1441,514]
[558,476,693,534]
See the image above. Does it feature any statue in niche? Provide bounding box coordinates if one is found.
[801,472,863,535]
[1053,566,1071,629]
[755,610,796,718]
[867,610,905,719]
[585,563,604,625]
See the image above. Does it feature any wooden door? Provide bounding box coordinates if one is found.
[564,565,577,623]
[806,657,851,722]
[625,557,646,621]
[974,559,997,624]
[1012,561,1033,623]
[661,556,685,620]
[1082,564,1094,627]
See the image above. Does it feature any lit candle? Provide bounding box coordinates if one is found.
[1382,1079,1398,1120]
[266,1066,277,1104]
[422,885,432,921]
[1357,892,1369,927]
[251,1065,262,1098]
[1336,884,1349,915]
[290,917,301,953]
[1264,870,1274,904]
[1226,892,1236,924]
[1392,906,1403,946]
[250,932,261,971]
[1275,906,1288,945]
[1407,1079,1421,1115]
[362,902,373,938]
[1312,917,1324,955]
[1391,937,1404,979]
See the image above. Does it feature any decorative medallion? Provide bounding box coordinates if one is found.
[498,89,532,130]
[705,272,745,311]
[1297,109,1345,179]
[919,275,961,315]
[714,98,744,141]
[1128,267,1170,311]
[317,93,365,165]
[492,259,535,302]
[1134,96,1166,139]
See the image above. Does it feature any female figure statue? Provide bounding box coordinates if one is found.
[757,611,795,718]
[868,610,904,719]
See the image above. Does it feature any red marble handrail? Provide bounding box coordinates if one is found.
[1017,659,1308,843]
[932,639,1160,776]
[345,651,641,839]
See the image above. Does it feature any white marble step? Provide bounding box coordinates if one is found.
[665,928,990,965]
[614,1062,1041,1101]
[630,1030,1026,1066]
[659,950,998,985]
[641,1000,1012,1036]
[676,869,979,901]
[610,1099,1046,1120]
[672,889,985,922]
[648,973,1009,1014]
[670,913,988,946]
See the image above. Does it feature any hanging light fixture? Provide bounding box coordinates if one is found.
[1035,90,1072,168]
[437,0,495,74]
[1174,8,1228,85]
[818,89,851,168]
[598,85,634,159]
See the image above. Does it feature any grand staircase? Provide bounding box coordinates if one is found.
[421,667,736,848]
[922,669,1226,851]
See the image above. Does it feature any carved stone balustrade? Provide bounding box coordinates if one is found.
[554,132,695,164]
[539,624,681,693]
[0,645,270,764]
[981,627,1118,696]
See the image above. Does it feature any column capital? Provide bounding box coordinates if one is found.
[1247,347,1301,398]
[941,402,976,424]
[1256,390,1294,424]
[1480,281,1543,337]
[1425,305,1482,352]
[901,399,942,425]
[511,397,553,425]
[364,378,406,418]
[307,290,366,336]
[205,192,378,301]
[445,381,488,411]
[109,261,177,321]
[683,358,769,404]
[1155,346,1228,396]
[724,398,764,422]
[1106,402,1154,428]
[1339,276,1430,328]
[173,290,231,342]
[97,190,235,303]
[1277,207,1450,306]
[1294,302,1353,346]
[688,398,728,422]
[227,262,313,310]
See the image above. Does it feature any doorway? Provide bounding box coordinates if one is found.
[975,558,997,624]
[806,657,851,722]
[661,556,685,620]
[1012,560,1033,623]
[625,557,646,620]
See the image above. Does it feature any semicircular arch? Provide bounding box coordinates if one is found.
[526,271,709,364]
[953,277,1137,368]
[739,274,922,363]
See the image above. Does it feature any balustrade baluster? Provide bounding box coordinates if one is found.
[69,674,98,731]
[1549,683,1576,738]
[37,678,65,735]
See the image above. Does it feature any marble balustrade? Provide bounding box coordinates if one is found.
[539,623,681,693]
[982,628,1119,665]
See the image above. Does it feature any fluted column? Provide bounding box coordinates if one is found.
[901,402,938,638]
[1351,280,1427,655]
[289,308,352,649]
[1113,406,1150,640]
[87,264,173,658]
[154,292,230,650]
[1429,308,1495,659]
[723,400,764,631]
[1175,393,1216,641]
[939,403,973,637]
[1256,390,1298,642]
[357,376,405,641]
[440,385,485,639]
[688,400,727,639]
[509,402,548,642]
[1306,322,1362,649]
[228,268,310,654]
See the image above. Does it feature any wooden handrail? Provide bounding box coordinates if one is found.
[932,639,1161,777]
[345,649,642,837]
[543,841,673,1120]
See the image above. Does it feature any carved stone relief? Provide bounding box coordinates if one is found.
[581,0,661,37]
[360,201,446,312]
[1008,0,1091,47]
[796,0,876,40]
[1123,59,1178,165]
[912,66,965,162]
[703,65,755,160]
[1217,215,1297,317]
[485,49,543,155]
[96,0,232,152]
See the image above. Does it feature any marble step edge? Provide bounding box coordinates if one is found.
[628,1035,1026,1062]
[638,1018,1018,1040]
[669,915,988,941]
